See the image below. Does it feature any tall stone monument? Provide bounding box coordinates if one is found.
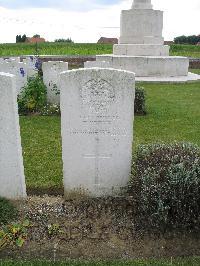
[92,0,200,81]
[0,72,26,199]
[60,68,135,197]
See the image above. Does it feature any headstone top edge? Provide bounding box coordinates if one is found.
[0,72,15,78]
[60,68,135,77]
[43,61,67,64]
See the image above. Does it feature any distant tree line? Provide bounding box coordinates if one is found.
[16,34,27,43]
[54,38,74,43]
[16,34,41,43]
[174,35,200,45]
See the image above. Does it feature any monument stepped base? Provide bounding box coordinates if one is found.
[96,55,189,77]
[113,44,169,56]
[135,72,200,83]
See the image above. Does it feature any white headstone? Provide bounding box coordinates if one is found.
[0,62,28,95]
[60,68,135,197]
[23,56,38,77]
[0,72,26,199]
[42,61,68,104]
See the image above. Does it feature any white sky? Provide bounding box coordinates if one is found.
[0,0,199,43]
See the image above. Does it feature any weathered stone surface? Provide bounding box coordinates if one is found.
[0,72,26,199]
[132,0,153,9]
[135,72,200,82]
[84,61,111,68]
[113,44,169,56]
[119,8,164,45]
[96,55,189,77]
[42,61,68,104]
[60,68,135,197]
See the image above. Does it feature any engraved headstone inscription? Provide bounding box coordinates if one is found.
[0,72,26,199]
[60,68,135,197]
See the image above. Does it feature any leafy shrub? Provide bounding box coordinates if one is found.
[54,38,74,43]
[135,87,146,115]
[0,220,30,249]
[0,198,18,225]
[174,35,200,45]
[131,142,200,231]
[18,75,47,115]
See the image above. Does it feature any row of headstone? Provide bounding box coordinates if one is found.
[0,58,68,102]
[0,68,135,199]
[0,61,28,95]
[0,56,41,95]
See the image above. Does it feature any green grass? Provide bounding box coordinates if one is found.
[190,69,200,75]
[19,81,200,189]
[20,116,62,188]
[170,44,200,58]
[0,43,200,58]
[1,258,200,266]
[0,43,113,56]
[134,81,200,147]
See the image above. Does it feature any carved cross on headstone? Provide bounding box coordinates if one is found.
[83,136,112,186]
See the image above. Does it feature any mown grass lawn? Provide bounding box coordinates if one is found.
[190,68,200,75]
[0,43,113,56]
[170,44,200,58]
[1,258,200,266]
[19,81,200,189]
[0,43,200,57]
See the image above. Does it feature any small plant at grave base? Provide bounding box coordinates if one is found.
[18,75,47,115]
[40,103,61,116]
[135,87,146,115]
[0,220,30,250]
[0,197,18,225]
[131,142,200,231]
[47,223,63,238]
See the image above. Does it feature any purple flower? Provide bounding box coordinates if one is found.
[20,67,25,77]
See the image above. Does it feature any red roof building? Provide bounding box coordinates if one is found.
[26,37,45,43]
[98,37,118,44]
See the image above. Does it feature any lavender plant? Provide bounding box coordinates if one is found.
[131,142,200,231]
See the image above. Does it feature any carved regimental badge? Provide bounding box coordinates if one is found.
[81,79,115,112]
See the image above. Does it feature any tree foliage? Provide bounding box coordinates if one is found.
[16,34,27,43]
[54,38,74,43]
[174,35,200,45]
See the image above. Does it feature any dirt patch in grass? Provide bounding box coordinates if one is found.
[1,196,200,260]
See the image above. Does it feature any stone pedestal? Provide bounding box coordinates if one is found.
[119,9,164,45]
[113,44,169,56]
